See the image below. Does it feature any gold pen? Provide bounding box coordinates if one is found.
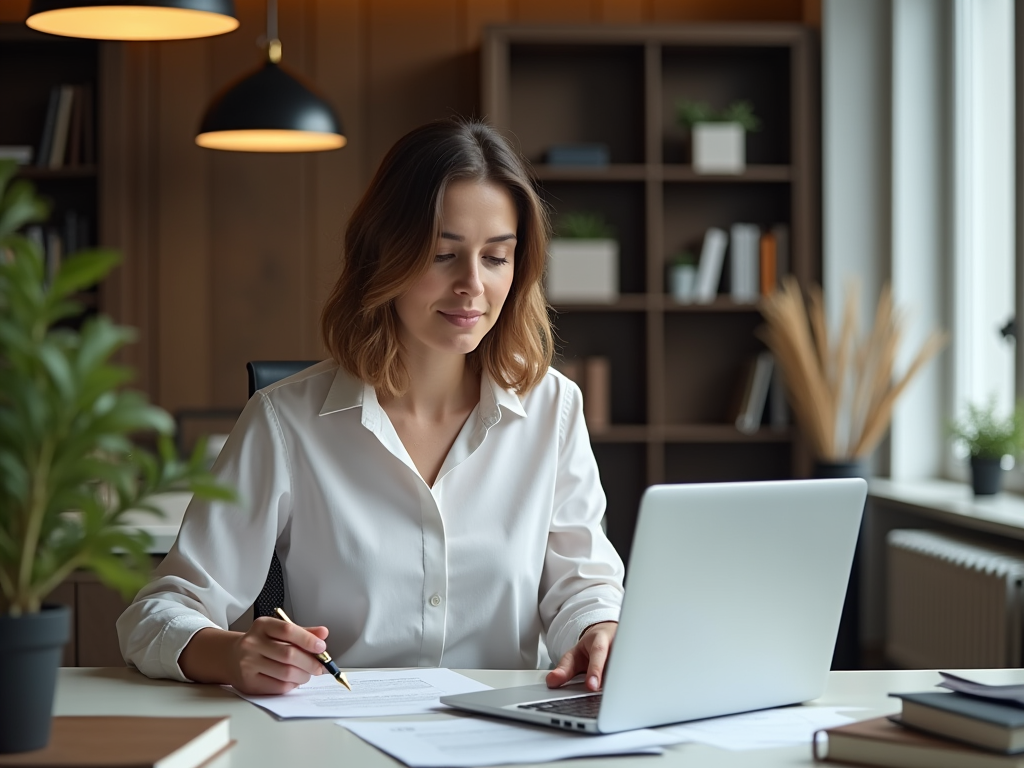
[274,607,352,691]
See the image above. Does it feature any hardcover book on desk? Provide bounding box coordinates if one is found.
[0,717,231,768]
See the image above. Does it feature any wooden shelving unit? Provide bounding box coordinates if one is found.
[0,23,101,329]
[483,24,819,561]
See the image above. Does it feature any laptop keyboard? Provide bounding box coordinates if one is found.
[518,693,603,719]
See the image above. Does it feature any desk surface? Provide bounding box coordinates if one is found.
[55,667,1024,767]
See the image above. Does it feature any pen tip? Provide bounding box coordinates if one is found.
[336,674,352,691]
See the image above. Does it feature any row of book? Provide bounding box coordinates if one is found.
[679,223,789,304]
[25,210,92,284]
[555,357,612,433]
[36,83,95,169]
[816,671,1024,767]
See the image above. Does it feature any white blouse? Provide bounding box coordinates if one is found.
[117,361,625,681]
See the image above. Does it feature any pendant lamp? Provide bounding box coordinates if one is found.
[195,0,345,153]
[26,0,238,41]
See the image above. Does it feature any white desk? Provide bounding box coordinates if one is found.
[54,667,1024,767]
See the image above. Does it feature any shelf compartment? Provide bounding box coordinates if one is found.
[552,311,647,426]
[665,442,793,483]
[663,311,767,425]
[661,165,791,182]
[589,425,650,443]
[662,182,790,292]
[540,180,647,294]
[16,166,98,179]
[592,442,646,567]
[661,45,792,166]
[660,424,791,443]
[509,43,646,164]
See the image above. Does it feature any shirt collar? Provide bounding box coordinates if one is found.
[318,365,527,422]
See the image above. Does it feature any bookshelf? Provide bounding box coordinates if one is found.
[0,23,100,322]
[482,24,819,562]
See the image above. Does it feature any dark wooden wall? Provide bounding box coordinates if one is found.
[3,0,819,414]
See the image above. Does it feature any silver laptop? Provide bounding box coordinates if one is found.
[441,478,867,734]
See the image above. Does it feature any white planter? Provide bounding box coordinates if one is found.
[669,264,697,303]
[546,238,619,303]
[692,122,746,174]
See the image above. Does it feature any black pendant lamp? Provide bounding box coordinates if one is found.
[195,0,345,153]
[26,0,238,41]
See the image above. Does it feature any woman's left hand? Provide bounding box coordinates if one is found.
[545,621,618,691]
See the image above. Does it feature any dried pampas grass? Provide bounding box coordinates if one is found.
[758,277,947,461]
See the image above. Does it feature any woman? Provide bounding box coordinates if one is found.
[117,118,625,695]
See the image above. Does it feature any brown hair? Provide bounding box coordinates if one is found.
[320,118,553,397]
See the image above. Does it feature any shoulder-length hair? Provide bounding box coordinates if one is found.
[321,118,553,398]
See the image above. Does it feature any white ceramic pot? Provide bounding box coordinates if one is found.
[546,239,619,303]
[692,122,746,174]
[669,264,697,303]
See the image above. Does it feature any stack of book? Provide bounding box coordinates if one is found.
[36,83,94,170]
[815,672,1024,767]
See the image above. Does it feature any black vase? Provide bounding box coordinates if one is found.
[813,460,867,671]
[970,456,1003,496]
[0,605,71,753]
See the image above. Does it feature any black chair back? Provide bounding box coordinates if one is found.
[247,360,319,618]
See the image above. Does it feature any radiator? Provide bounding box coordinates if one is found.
[886,529,1024,669]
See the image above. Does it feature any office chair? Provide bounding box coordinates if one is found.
[247,360,320,619]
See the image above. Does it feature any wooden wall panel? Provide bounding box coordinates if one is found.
[513,0,597,23]
[651,0,803,22]
[155,39,213,414]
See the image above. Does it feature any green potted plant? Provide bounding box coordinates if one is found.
[949,397,1024,495]
[668,250,697,303]
[546,211,618,304]
[676,99,761,174]
[0,161,233,753]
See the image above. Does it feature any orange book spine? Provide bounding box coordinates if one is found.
[759,232,777,296]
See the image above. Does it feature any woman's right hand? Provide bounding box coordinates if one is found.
[180,618,330,694]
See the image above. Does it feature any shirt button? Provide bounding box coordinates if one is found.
[429,594,442,607]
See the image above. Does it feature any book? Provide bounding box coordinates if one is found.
[729,223,760,303]
[583,356,611,432]
[693,227,728,303]
[768,363,789,430]
[813,716,1024,767]
[760,230,777,295]
[894,692,1024,754]
[733,351,773,434]
[0,716,231,767]
[37,86,60,168]
[67,85,84,167]
[48,85,76,170]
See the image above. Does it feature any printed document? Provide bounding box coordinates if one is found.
[338,717,687,767]
[660,705,864,750]
[229,668,491,719]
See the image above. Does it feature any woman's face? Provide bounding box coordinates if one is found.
[394,180,517,361]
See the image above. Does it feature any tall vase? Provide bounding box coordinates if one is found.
[813,460,867,671]
[0,605,70,753]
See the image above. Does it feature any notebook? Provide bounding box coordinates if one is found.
[0,716,232,767]
[442,478,867,734]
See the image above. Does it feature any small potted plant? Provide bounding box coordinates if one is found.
[546,211,619,304]
[676,99,761,174]
[668,250,697,303]
[0,161,233,753]
[950,397,1024,496]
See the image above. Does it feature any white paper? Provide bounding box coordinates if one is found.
[659,705,865,751]
[229,668,492,719]
[339,717,686,767]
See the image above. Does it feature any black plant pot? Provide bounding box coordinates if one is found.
[971,456,1004,496]
[813,460,868,671]
[0,605,71,753]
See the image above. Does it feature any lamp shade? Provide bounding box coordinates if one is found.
[26,0,238,40]
[196,62,346,152]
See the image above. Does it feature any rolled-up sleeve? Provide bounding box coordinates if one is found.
[116,392,291,681]
[538,381,625,662]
